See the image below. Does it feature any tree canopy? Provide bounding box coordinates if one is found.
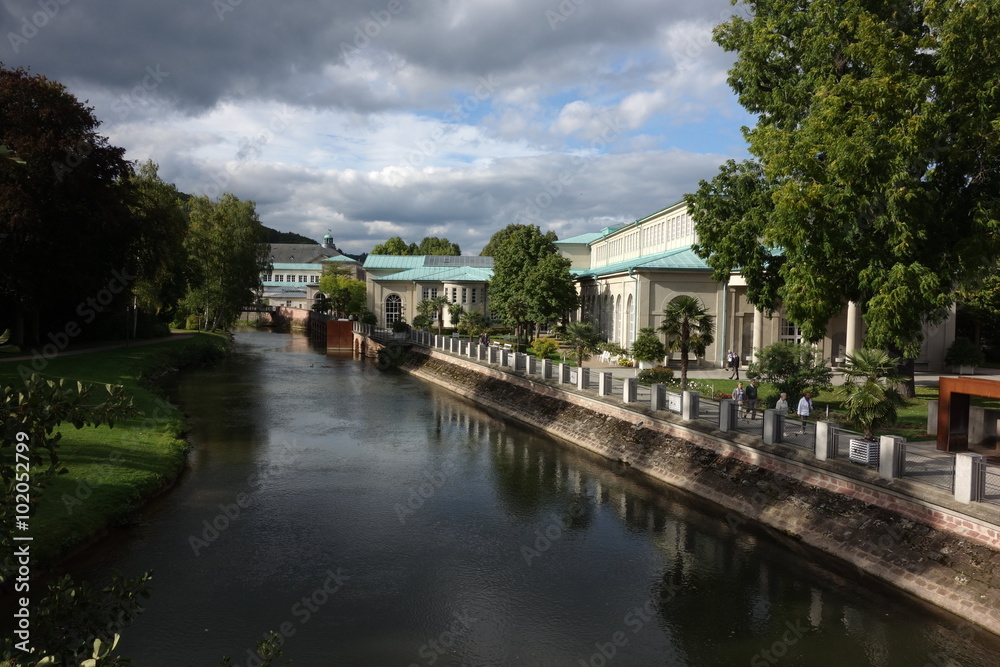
[699,0,1000,358]
[371,235,460,255]
[487,224,577,336]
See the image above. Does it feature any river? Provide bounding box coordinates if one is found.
[69,331,1000,666]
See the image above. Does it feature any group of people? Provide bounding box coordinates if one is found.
[732,381,814,434]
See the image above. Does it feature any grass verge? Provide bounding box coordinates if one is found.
[0,333,229,566]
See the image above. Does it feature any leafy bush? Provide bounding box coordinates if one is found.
[359,309,378,325]
[531,337,559,358]
[412,314,431,331]
[391,319,411,333]
[599,341,627,356]
[637,367,674,384]
[631,327,665,362]
[945,336,985,367]
[185,314,201,331]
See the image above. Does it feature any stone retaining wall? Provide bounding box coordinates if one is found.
[400,347,1000,636]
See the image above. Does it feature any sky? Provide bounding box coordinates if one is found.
[3,0,754,255]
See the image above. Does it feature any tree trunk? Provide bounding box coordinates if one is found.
[888,343,915,398]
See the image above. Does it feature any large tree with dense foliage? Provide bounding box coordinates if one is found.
[700,1,1000,367]
[318,272,366,319]
[0,66,137,345]
[371,236,460,255]
[181,194,270,330]
[487,224,577,341]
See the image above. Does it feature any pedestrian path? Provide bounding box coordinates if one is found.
[0,332,194,364]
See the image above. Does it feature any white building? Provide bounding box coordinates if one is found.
[261,233,362,309]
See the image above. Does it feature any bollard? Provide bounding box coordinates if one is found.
[488,346,499,364]
[719,399,736,432]
[650,383,665,411]
[814,421,834,459]
[541,358,552,379]
[598,372,613,397]
[623,377,637,403]
[763,409,781,444]
[878,435,905,480]
[500,349,509,367]
[558,363,571,384]
[954,453,984,504]
[682,390,699,421]
[926,399,939,436]
[527,355,537,375]
[577,367,590,391]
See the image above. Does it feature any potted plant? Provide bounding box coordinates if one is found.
[391,318,411,338]
[631,327,666,370]
[944,337,984,375]
[838,348,907,465]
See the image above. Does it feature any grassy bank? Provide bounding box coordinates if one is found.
[0,333,229,565]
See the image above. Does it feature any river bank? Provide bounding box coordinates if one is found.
[0,332,229,566]
[399,347,1000,637]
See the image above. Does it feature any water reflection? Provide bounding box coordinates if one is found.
[58,332,1000,666]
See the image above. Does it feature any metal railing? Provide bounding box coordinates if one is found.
[984,462,1000,507]
[901,445,956,493]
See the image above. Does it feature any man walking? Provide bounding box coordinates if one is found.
[745,380,759,419]
[796,391,813,434]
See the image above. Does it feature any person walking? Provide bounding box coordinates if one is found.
[796,391,813,434]
[745,380,759,419]
[775,392,789,415]
[733,381,745,418]
[728,350,740,380]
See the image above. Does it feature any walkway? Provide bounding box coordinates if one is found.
[0,332,195,364]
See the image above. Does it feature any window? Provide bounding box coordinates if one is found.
[285,300,292,307]
[298,275,307,283]
[264,274,272,282]
[779,317,803,344]
[276,275,284,282]
[385,294,402,325]
[431,288,438,299]
[422,288,430,300]
[461,288,467,304]
[451,288,458,303]
[471,288,477,304]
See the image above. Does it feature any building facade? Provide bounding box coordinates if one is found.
[261,233,362,309]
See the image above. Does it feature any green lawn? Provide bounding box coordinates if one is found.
[0,333,228,564]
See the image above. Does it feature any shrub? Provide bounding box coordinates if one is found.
[944,337,985,368]
[185,314,201,331]
[531,337,559,358]
[637,367,674,384]
[631,327,665,363]
[391,319,411,333]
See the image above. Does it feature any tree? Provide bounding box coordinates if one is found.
[631,327,666,365]
[688,159,783,313]
[416,236,460,255]
[447,303,465,330]
[458,310,487,341]
[747,342,832,404]
[487,224,577,342]
[838,348,907,439]
[711,1,1000,377]
[317,273,366,319]
[371,236,412,255]
[181,194,270,330]
[563,322,601,367]
[504,296,530,353]
[429,295,449,335]
[659,296,715,390]
[0,66,137,346]
[128,160,190,328]
[415,299,439,331]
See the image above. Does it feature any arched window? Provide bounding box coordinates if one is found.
[625,294,634,346]
[384,294,402,325]
[614,295,621,344]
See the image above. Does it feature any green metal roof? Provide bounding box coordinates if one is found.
[322,255,358,263]
[372,266,492,283]
[555,231,607,245]
[269,263,324,271]
[573,246,710,279]
[362,255,427,270]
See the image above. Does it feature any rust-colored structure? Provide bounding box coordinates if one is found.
[936,376,1000,452]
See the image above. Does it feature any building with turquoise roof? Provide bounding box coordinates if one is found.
[262,231,362,309]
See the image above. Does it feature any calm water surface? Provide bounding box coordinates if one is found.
[69,331,1000,666]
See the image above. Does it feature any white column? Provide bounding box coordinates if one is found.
[752,309,764,362]
[846,301,859,357]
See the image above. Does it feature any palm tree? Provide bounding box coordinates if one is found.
[839,348,907,439]
[658,296,715,390]
[505,296,529,353]
[430,295,449,335]
[459,310,487,342]
[563,322,601,367]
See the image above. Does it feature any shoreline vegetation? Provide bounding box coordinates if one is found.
[0,332,229,567]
